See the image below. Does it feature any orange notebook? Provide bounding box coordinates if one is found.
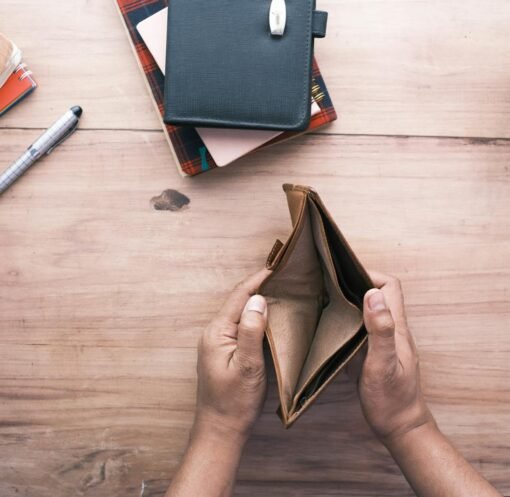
[0,64,37,117]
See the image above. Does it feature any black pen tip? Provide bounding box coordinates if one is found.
[71,106,83,118]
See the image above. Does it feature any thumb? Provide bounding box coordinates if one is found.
[236,295,267,366]
[363,289,398,372]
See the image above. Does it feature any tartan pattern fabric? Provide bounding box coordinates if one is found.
[116,0,337,176]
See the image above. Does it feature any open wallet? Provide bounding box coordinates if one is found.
[259,184,373,428]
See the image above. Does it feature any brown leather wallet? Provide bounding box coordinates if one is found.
[259,184,372,428]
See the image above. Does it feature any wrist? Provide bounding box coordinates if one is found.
[191,410,251,451]
[383,417,440,454]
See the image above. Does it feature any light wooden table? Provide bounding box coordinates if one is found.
[1,1,509,496]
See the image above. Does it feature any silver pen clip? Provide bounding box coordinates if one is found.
[45,121,79,155]
[269,0,286,36]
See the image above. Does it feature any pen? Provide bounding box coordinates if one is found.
[0,106,83,195]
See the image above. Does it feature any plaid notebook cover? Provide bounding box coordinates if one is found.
[116,0,337,177]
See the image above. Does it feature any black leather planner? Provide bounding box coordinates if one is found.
[163,0,328,131]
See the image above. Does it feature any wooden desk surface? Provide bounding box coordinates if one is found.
[0,1,509,496]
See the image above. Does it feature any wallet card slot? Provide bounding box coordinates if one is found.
[294,327,366,411]
[291,202,363,412]
[314,199,372,308]
[330,247,363,307]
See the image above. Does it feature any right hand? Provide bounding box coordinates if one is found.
[357,272,436,446]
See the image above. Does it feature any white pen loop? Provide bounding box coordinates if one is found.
[269,0,286,36]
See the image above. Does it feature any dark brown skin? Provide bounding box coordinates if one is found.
[165,270,502,497]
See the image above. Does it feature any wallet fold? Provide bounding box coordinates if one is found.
[259,184,372,428]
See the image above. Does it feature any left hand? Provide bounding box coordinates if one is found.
[193,269,271,443]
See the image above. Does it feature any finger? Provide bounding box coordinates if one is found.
[363,289,398,374]
[219,268,272,324]
[367,271,409,336]
[367,270,395,289]
[235,295,268,367]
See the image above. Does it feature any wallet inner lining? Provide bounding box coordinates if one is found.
[263,202,325,413]
[294,327,367,411]
[291,199,373,411]
[291,201,364,410]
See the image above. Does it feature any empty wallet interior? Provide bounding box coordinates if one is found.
[260,186,371,426]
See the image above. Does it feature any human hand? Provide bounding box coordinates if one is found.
[166,270,271,497]
[357,272,435,447]
[193,269,271,444]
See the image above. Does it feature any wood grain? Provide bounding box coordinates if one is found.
[1,0,510,495]
[0,0,509,137]
[0,129,509,496]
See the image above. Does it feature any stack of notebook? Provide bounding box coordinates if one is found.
[0,33,37,117]
[115,0,337,177]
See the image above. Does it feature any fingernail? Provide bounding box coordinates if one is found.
[368,290,387,311]
[246,295,267,315]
